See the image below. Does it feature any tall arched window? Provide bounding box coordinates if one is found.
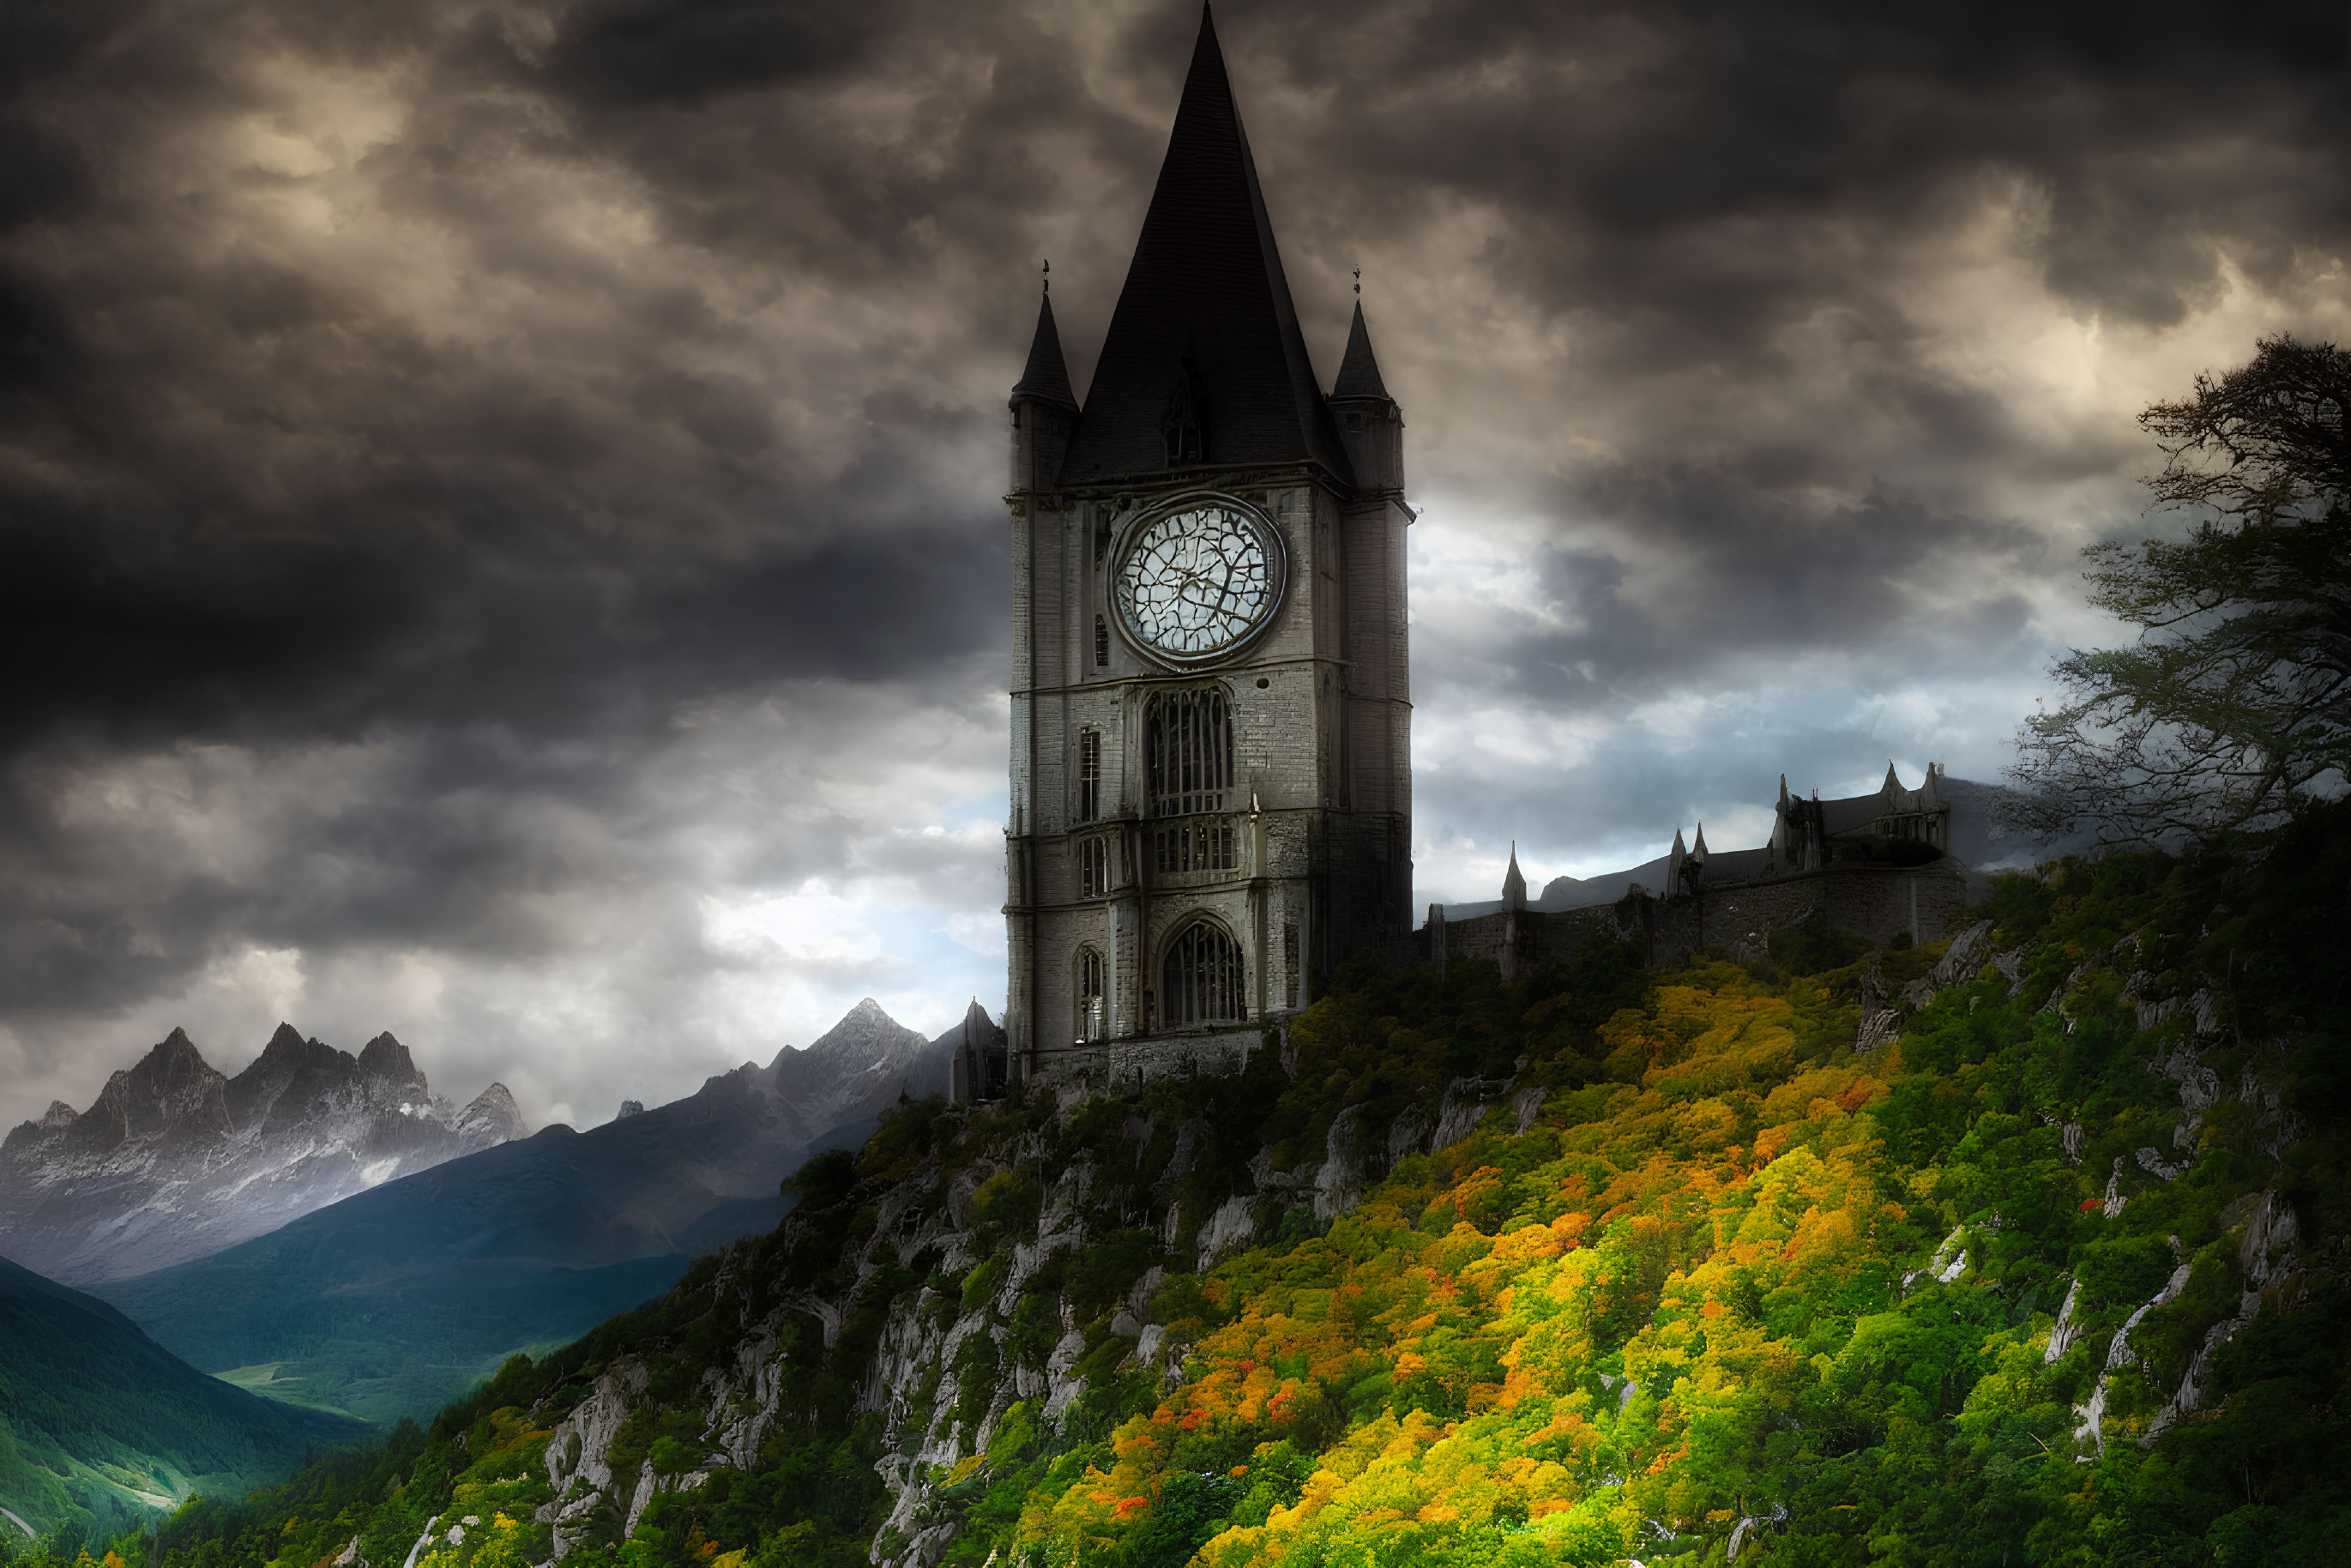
[1161,920,1245,1028]
[1076,729,1101,822]
[1078,835,1110,896]
[1146,687,1232,816]
[1074,948,1105,1042]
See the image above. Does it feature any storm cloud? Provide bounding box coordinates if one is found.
[1,0,2344,1126]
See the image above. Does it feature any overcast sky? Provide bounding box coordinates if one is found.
[2,0,2345,1131]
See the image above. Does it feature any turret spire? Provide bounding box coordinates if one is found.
[1010,290,1077,413]
[1332,299,1392,402]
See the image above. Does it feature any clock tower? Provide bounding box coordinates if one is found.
[1002,4,1411,1080]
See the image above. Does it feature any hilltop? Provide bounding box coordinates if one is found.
[85,801,2351,1568]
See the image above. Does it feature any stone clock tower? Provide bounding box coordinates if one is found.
[1002,5,1411,1079]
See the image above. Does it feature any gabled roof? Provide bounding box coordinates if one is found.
[1058,5,1354,487]
[1010,292,1077,413]
[1331,301,1391,402]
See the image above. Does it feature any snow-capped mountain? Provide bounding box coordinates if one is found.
[0,1023,527,1286]
[98,997,971,1424]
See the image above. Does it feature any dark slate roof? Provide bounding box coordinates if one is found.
[1331,301,1391,402]
[1010,292,1077,413]
[1058,5,1354,487]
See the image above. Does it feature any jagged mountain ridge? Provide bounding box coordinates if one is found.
[0,1024,527,1287]
[96,998,966,1425]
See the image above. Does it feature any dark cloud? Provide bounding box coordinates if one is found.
[0,0,2342,1123]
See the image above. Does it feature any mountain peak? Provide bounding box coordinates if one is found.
[260,1022,309,1057]
[137,1028,214,1083]
[454,1083,528,1141]
[39,1100,75,1129]
[357,1033,423,1088]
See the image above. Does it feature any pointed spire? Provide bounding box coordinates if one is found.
[1332,299,1391,401]
[1502,841,1527,910]
[1059,4,1353,484]
[1672,826,1688,855]
[1883,760,1903,795]
[1692,823,1709,859]
[1011,290,1077,413]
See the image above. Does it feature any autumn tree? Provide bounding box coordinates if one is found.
[2006,335,2351,844]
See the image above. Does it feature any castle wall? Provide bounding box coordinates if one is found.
[1419,864,1980,975]
[1028,1025,1265,1100]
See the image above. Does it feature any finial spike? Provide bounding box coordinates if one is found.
[1352,264,1360,297]
[1041,257,1050,295]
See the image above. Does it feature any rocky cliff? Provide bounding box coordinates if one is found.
[0,1024,527,1285]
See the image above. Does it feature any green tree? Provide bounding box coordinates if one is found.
[2007,335,2350,844]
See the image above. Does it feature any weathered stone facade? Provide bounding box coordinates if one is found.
[998,14,1412,1087]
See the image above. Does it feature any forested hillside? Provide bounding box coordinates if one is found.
[35,804,2346,1568]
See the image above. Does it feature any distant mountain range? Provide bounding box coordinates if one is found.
[95,998,962,1425]
[0,1025,527,1288]
[0,1250,363,1534]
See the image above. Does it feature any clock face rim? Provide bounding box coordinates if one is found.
[1108,491,1289,670]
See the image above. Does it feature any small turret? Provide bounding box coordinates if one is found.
[1010,280,1078,493]
[1329,298,1403,492]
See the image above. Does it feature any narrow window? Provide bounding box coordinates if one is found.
[1283,924,1299,1008]
[1145,688,1232,817]
[1076,730,1101,822]
[1094,613,1109,667]
[1079,836,1109,897]
[1074,948,1105,1043]
[1161,920,1245,1027]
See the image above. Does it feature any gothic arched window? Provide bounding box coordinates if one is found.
[1160,919,1245,1028]
[1146,687,1232,817]
[1078,835,1110,896]
[1075,947,1105,1042]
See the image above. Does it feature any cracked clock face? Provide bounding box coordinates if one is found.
[1112,498,1286,666]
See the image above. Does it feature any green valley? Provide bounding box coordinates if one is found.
[0,1253,365,1541]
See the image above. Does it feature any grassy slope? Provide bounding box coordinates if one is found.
[112,804,2349,1568]
[0,1254,367,1538]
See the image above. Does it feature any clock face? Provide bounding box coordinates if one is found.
[1112,498,1286,666]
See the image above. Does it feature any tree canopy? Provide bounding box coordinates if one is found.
[2007,335,2350,845]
